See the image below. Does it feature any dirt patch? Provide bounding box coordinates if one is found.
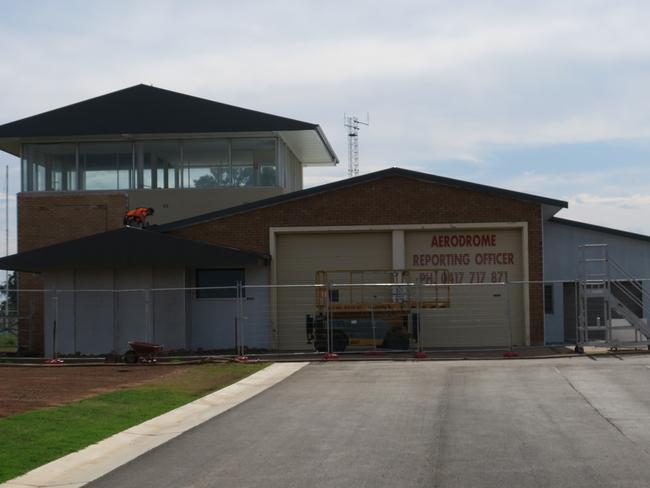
[0,365,190,417]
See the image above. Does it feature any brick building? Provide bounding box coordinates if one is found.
[2,85,650,356]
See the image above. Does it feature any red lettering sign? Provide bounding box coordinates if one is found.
[431,233,497,248]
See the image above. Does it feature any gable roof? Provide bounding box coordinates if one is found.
[0,84,317,138]
[158,167,569,232]
[0,84,338,165]
[0,227,268,272]
[549,217,650,244]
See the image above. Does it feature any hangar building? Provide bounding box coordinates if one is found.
[0,85,649,356]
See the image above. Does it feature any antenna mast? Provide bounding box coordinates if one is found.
[344,114,369,177]
[4,165,7,321]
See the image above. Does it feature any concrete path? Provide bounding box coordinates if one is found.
[84,356,650,488]
[2,362,306,488]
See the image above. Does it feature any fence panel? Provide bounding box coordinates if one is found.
[242,284,321,353]
[8,279,603,359]
[419,282,511,349]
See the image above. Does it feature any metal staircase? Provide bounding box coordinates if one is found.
[577,244,650,348]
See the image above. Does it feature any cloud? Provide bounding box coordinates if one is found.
[2,1,650,239]
[569,193,650,208]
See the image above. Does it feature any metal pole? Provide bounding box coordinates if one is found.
[326,284,331,355]
[505,282,513,352]
[575,280,580,345]
[371,302,376,351]
[144,290,151,343]
[234,315,238,356]
[417,279,423,353]
[603,280,609,344]
[234,283,239,355]
[52,294,59,359]
[237,281,244,357]
[4,165,8,307]
[4,165,8,335]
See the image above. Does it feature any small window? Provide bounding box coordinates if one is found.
[196,269,245,299]
[544,284,554,314]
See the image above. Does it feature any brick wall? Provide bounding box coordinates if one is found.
[171,175,546,344]
[17,191,128,354]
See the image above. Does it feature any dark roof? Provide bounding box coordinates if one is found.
[549,217,650,243]
[158,167,569,231]
[0,84,317,139]
[0,227,268,272]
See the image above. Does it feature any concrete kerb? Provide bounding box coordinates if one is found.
[1,362,307,488]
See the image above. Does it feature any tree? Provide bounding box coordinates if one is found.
[0,272,17,350]
[192,165,276,188]
[0,272,16,316]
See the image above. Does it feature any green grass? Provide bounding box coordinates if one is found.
[0,362,268,482]
[0,331,17,350]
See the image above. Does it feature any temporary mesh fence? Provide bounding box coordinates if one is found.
[9,277,650,358]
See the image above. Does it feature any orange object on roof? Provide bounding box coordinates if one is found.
[123,207,154,227]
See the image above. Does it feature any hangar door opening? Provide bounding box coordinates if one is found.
[275,232,392,350]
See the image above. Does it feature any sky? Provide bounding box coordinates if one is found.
[2,0,650,254]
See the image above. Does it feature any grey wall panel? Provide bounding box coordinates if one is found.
[152,268,186,350]
[544,222,650,281]
[115,268,152,351]
[544,221,650,343]
[43,271,75,356]
[74,269,114,354]
[189,264,270,351]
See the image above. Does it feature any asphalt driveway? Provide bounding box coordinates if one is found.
[89,356,650,487]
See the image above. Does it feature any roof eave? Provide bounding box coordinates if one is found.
[158,167,567,232]
[314,125,339,165]
[278,128,339,167]
[0,138,21,157]
[548,216,650,243]
[0,227,270,272]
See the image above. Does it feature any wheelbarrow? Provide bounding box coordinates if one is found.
[124,341,163,364]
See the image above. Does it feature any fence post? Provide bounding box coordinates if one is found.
[52,293,59,360]
[415,278,425,358]
[505,281,513,352]
[370,302,376,351]
[326,283,332,356]
[575,280,581,346]
[144,289,152,343]
[417,280,423,353]
[151,288,156,344]
[236,281,245,358]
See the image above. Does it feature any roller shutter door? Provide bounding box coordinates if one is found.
[275,232,392,350]
[405,229,525,347]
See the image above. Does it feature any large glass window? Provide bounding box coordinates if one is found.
[196,268,245,299]
[21,137,278,191]
[79,142,133,190]
[23,144,77,191]
[231,138,276,186]
[136,141,181,189]
[184,139,230,188]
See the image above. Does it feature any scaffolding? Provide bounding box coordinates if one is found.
[577,244,650,349]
